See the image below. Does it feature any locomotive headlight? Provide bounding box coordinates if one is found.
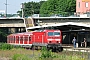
[57,41,60,43]
[59,41,60,43]
[48,41,51,43]
[57,41,59,43]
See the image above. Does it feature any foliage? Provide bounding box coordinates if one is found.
[17,1,45,17]
[0,43,22,50]
[39,47,58,60]
[0,43,14,50]
[40,0,76,16]
[17,0,76,17]
[0,47,89,60]
[40,1,48,16]
[0,29,7,37]
[12,54,30,60]
[0,29,8,42]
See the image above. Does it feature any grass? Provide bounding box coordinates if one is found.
[0,43,89,60]
[0,48,41,60]
[0,48,89,60]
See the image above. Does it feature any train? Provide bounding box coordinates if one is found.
[7,29,63,52]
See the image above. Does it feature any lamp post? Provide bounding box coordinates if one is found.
[21,3,24,18]
[5,0,8,17]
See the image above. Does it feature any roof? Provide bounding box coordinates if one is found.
[26,22,90,30]
[7,32,33,37]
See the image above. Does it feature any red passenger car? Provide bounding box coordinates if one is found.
[7,32,33,47]
[7,30,63,52]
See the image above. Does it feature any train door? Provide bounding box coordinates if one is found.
[10,36,12,43]
[24,35,28,44]
[34,32,44,43]
[16,36,19,44]
[32,32,45,46]
[20,36,23,44]
[7,36,11,43]
[13,36,15,43]
[29,35,32,44]
[7,36,10,43]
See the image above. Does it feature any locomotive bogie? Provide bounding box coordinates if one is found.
[47,44,63,52]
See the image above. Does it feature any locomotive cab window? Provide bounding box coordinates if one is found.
[54,32,60,36]
[48,32,53,36]
[48,32,60,36]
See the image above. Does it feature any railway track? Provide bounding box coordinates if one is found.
[63,47,90,52]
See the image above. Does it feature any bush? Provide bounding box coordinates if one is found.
[39,47,58,60]
[0,43,14,50]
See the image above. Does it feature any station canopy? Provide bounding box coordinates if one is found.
[26,22,90,32]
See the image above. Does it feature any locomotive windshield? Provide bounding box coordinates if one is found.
[54,32,60,36]
[48,32,53,36]
[48,32,60,36]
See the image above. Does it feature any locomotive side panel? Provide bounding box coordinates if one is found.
[32,32,47,46]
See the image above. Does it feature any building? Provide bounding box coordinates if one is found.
[76,0,90,15]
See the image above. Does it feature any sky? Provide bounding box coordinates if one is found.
[0,0,41,14]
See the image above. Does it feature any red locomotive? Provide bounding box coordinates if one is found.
[7,30,63,52]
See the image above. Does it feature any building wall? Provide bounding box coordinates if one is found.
[76,0,90,14]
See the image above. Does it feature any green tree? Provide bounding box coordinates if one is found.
[17,1,45,17]
[40,0,58,15]
[0,29,8,42]
[40,1,49,16]
[40,0,76,16]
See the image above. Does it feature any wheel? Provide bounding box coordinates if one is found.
[58,47,63,52]
[30,45,34,50]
